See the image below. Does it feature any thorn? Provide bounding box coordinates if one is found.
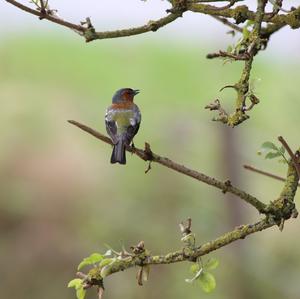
[179,218,192,235]
[144,142,153,161]
[130,241,145,254]
[76,272,88,280]
[279,218,285,231]
[205,99,221,111]
[145,161,152,174]
[222,180,232,193]
[97,286,105,299]
[220,85,237,92]
[136,267,143,286]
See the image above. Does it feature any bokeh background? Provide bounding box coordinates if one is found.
[1,1,300,299]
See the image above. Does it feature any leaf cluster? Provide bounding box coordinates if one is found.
[185,257,219,293]
[258,141,288,163]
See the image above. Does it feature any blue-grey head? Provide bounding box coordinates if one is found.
[112,88,140,103]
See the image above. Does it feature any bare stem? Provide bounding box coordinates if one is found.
[244,164,300,187]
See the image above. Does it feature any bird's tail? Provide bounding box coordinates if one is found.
[111,140,126,164]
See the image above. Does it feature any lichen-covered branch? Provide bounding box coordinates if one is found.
[75,158,298,296]
[86,13,182,42]
[5,0,184,42]
[68,120,267,213]
[6,1,300,41]
[205,0,268,126]
[189,3,300,28]
[5,0,300,126]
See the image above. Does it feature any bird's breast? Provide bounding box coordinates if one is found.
[110,109,135,131]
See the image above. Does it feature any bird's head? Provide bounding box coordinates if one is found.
[112,88,140,103]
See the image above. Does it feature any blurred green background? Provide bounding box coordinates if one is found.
[0,27,300,299]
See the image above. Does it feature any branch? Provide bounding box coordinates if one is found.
[5,0,184,42]
[79,155,299,290]
[211,15,243,33]
[278,136,300,179]
[69,150,299,298]
[6,0,300,127]
[5,0,85,33]
[68,120,267,213]
[6,0,300,43]
[243,164,300,187]
[206,50,249,60]
[86,219,273,277]
[205,0,267,127]
[189,3,300,28]
[88,13,182,42]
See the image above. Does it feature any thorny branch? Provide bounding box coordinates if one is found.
[5,0,300,126]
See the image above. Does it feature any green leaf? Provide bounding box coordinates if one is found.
[226,45,233,53]
[205,258,219,270]
[67,278,82,289]
[198,271,216,293]
[246,20,255,26]
[242,27,250,39]
[76,287,86,299]
[279,146,285,154]
[99,258,114,268]
[261,141,278,151]
[104,249,113,256]
[77,253,104,270]
[190,263,201,274]
[265,152,282,159]
[68,278,86,299]
[278,158,288,164]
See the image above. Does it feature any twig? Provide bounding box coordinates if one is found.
[68,120,267,213]
[97,286,104,299]
[189,3,300,28]
[206,0,267,127]
[211,15,243,32]
[6,0,300,43]
[5,0,183,42]
[86,13,182,42]
[39,0,46,16]
[75,154,299,288]
[5,0,85,33]
[278,136,300,179]
[206,50,249,60]
[243,164,300,187]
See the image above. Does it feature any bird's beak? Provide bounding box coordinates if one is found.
[133,89,140,96]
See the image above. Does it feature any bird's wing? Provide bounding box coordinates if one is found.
[105,108,118,144]
[124,105,141,145]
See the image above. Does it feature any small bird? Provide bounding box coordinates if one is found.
[105,88,141,164]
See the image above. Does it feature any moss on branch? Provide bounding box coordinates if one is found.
[74,150,298,295]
